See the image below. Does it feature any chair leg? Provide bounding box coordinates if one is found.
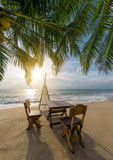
[66,131,74,154]
[62,128,67,138]
[27,118,41,130]
[76,127,85,148]
[34,120,38,127]
[36,119,41,128]
[27,120,33,130]
[32,118,41,128]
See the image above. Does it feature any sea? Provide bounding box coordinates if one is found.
[0,89,113,110]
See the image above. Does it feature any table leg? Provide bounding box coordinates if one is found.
[49,109,52,128]
[47,112,49,120]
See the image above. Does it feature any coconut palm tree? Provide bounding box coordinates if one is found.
[0,1,65,84]
[0,0,89,82]
[0,0,113,84]
[50,0,113,75]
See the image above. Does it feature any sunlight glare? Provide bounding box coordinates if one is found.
[32,66,43,80]
[25,89,36,98]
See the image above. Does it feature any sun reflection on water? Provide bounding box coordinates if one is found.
[25,89,38,100]
[24,89,41,106]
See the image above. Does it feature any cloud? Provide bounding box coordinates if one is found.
[46,59,113,89]
[0,57,113,89]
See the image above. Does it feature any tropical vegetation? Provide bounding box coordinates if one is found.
[0,0,113,84]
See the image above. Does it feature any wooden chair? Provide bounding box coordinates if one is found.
[24,99,42,130]
[60,104,87,153]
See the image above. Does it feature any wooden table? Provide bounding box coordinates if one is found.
[46,101,74,128]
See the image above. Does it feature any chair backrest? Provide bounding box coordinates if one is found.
[24,99,31,119]
[70,104,87,128]
[26,99,31,113]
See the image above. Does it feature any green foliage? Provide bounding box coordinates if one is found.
[0,0,113,84]
[81,0,113,74]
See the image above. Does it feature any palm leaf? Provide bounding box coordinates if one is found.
[81,0,111,73]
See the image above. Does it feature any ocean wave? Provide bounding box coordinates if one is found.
[0,89,113,109]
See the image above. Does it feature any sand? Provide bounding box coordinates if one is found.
[0,101,113,160]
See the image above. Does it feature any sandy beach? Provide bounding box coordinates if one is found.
[0,101,113,160]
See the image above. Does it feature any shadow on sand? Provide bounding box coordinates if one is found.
[26,127,54,160]
[42,109,113,160]
[52,125,113,160]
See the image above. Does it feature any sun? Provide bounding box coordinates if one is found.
[32,66,43,80]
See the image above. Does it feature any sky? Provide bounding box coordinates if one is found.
[0,2,113,90]
[0,57,113,90]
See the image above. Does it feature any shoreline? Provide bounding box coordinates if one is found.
[0,99,113,110]
[1,89,113,111]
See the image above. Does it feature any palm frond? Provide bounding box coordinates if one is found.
[96,1,113,73]
[0,44,8,80]
[81,0,111,73]
[1,0,113,83]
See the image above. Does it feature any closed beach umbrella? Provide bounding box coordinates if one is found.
[39,73,50,108]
